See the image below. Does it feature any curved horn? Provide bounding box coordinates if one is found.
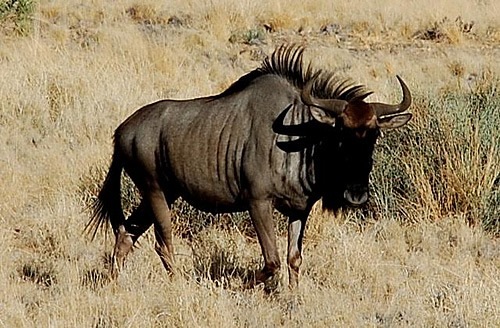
[272,104,319,136]
[301,75,347,115]
[373,75,412,117]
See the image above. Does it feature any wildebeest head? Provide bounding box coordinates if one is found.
[274,74,412,209]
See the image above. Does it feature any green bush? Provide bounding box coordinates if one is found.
[372,74,499,234]
[0,0,35,35]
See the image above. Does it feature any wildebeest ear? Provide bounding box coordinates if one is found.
[377,113,412,129]
[310,107,337,126]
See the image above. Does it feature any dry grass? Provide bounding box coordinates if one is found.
[0,0,499,326]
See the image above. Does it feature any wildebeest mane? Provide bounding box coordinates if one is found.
[215,44,372,101]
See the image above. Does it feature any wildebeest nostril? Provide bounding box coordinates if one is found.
[343,189,369,206]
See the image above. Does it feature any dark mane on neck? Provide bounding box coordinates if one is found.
[215,44,372,101]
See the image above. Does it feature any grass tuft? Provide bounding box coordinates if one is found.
[19,261,57,288]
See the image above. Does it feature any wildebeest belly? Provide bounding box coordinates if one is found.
[176,191,248,214]
[165,163,247,214]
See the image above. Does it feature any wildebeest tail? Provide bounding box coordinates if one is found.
[85,150,126,240]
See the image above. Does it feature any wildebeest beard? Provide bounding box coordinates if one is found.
[314,140,348,213]
[277,140,346,212]
[273,105,349,212]
[276,138,347,212]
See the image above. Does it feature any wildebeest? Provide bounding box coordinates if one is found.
[87,44,412,289]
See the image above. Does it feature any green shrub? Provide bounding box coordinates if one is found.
[0,0,35,35]
[372,74,499,234]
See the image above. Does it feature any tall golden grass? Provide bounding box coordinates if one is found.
[0,0,498,326]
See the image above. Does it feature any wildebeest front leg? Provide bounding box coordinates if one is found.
[249,200,281,290]
[111,202,153,278]
[148,189,175,274]
[287,215,307,289]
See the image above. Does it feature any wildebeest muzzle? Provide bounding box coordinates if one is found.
[343,184,369,206]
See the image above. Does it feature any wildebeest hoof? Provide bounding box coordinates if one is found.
[263,273,281,294]
[252,269,282,293]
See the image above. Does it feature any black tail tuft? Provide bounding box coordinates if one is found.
[85,153,125,240]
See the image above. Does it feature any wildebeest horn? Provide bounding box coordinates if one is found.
[301,75,347,115]
[272,104,321,137]
[372,75,412,117]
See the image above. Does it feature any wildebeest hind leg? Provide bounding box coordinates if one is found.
[147,188,175,274]
[111,202,153,279]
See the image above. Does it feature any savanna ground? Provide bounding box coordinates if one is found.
[0,0,499,326]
